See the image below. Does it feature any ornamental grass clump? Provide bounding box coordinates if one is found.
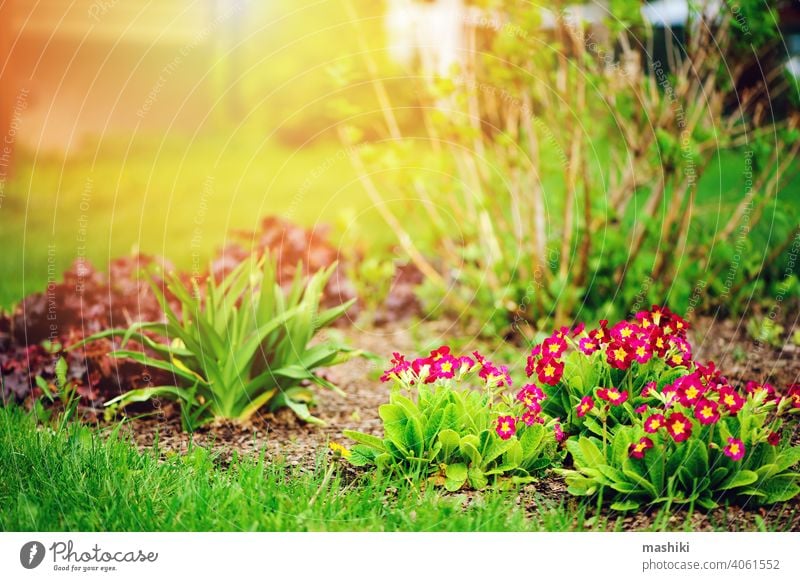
[343,347,558,491]
[538,306,800,510]
[77,257,359,430]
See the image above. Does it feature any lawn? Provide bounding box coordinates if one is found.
[2,407,796,532]
[0,134,390,310]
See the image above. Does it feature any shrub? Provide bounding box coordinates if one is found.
[343,346,559,491]
[77,258,359,430]
[344,1,800,336]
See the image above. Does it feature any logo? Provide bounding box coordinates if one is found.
[20,541,46,569]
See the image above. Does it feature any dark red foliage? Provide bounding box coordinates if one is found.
[373,261,424,325]
[212,215,359,315]
[212,217,424,325]
[1,256,174,404]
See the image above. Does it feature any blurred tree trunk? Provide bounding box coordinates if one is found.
[0,0,16,181]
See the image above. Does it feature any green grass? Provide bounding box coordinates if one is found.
[0,133,393,310]
[1,407,793,532]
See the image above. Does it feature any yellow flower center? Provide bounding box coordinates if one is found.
[672,354,684,365]
[636,346,646,356]
[500,421,511,432]
[441,362,452,372]
[672,421,685,435]
[608,391,620,401]
[724,394,735,405]
[701,406,713,419]
[635,442,647,453]
[544,364,555,376]
[686,387,698,400]
[729,443,740,455]
[549,344,559,353]
[621,328,632,338]
[614,348,626,360]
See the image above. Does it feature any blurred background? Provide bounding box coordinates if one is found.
[0,0,406,308]
[1,0,799,331]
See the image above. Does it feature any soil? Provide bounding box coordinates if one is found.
[103,315,799,531]
[692,315,800,389]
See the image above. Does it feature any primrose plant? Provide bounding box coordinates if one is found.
[343,346,559,491]
[78,257,359,430]
[532,306,800,510]
[528,306,693,437]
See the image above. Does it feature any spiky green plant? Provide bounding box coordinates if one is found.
[76,258,359,429]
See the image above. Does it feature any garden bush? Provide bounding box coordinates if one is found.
[344,0,800,337]
[77,257,360,430]
[343,346,559,490]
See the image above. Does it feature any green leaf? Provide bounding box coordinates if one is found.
[710,466,729,486]
[755,463,780,481]
[501,439,523,469]
[610,500,640,511]
[279,396,324,426]
[578,437,605,467]
[468,466,489,490]
[237,388,278,422]
[404,416,425,457]
[105,386,193,408]
[441,402,459,432]
[342,430,387,452]
[379,403,407,425]
[348,445,377,467]
[696,496,719,510]
[437,429,460,460]
[445,463,468,492]
[775,446,800,473]
[762,475,800,504]
[55,357,68,387]
[622,468,658,497]
[519,423,545,458]
[719,470,759,491]
[682,439,709,479]
[423,408,445,446]
[459,435,482,466]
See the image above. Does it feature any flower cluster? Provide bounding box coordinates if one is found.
[495,382,552,440]
[526,326,581,386]
[359,345,558,489]
[626,359,800,461]
[382,345,550,443]
[519,306,799,472]
[381,345,512,387]
[522,306,698,436]
[578,306,691,371]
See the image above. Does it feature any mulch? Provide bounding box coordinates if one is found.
[95,315,800,531]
